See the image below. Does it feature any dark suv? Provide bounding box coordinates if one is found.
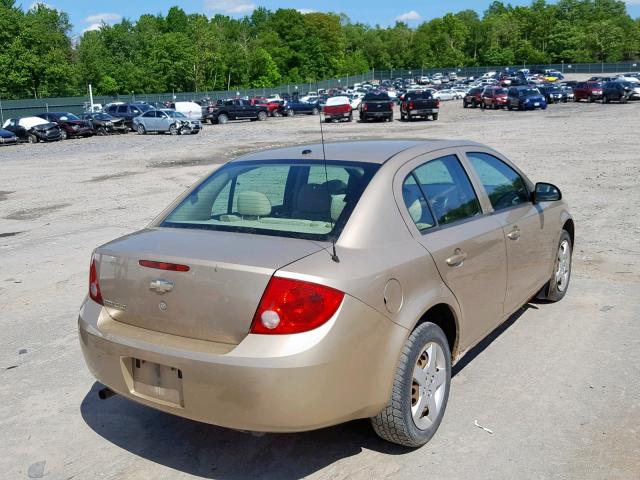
[602,81,640,103]
[463,87,484,108]
[105,103,155,129]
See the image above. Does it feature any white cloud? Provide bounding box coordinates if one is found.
[297,9,316,14]
[623,1,640,5]
[82,23,102,34]
[84,13,122,24]
[395,10,422,23]
[204,0,256,15]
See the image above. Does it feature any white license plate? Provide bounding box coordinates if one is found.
[410,110,418,114]
[534,102,540,106]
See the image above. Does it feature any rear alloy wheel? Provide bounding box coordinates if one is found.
[28,134,38,144]
[372,322,451,447]
[169,124,178,135]
[137,124,146,135]
[257,111,268,121]
[217,114,229,125]
[541,230,572,302]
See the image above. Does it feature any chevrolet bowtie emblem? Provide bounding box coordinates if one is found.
[149,279,174,294]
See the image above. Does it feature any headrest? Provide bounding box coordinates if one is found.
[296,184,330,214]
[330,194,346,222]
[402,187,422,223]
[323,179,347,195]
[237,191,271,217]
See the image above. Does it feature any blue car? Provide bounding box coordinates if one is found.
[507,86,547,110]
[283,100,321,117]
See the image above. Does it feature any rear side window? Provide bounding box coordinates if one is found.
[162,160,379,241]
[467,152,529,211]
[404,155,481,227]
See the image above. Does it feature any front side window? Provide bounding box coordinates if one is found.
[404,155,481,228]
[467,152,529,211]
[162,160,379,241]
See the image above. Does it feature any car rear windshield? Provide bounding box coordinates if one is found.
[364,93,390,100]
[161,160,380,241]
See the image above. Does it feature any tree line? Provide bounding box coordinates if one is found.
[0,0,639,100]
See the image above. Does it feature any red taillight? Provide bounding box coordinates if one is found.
[364,103,368,111]
[89,254,103,305]
[208,106,213,113]
[409,101,415,110]
[139,260,190,272]
[250,277,344,335]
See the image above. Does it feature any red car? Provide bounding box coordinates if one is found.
[573,82,603,103]
[463,87,484,108]
[481,87,509,109]
[249,97,283,116]
[323,96,352,122]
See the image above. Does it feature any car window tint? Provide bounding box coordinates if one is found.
[412,155,481,225]
[402,174,435,231]
[117,105,127,113]
[467,152,530,211]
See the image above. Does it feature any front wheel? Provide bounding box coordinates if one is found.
[28,133,38,144]
[169,124,178,135]
[541,230,572,302]
[257,111,268,121]
[372,322,451,447]
[137,124,146,135]
[60,129,68,140]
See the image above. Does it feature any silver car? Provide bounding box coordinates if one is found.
[134,109,201,135]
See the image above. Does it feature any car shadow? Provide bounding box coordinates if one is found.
[81,303,537,478]
[81,384,409,480]
[452,303,535,377]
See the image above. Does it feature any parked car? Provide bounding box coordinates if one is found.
[133,109,201,135]
[282,100,321,116]
[174,102,204,122]
[2,117,62,143]
[79,139,574,448]
[602,81,640,103]
[359,92,394,122]
[323,96,352,122]
[573,82,603,103]
[506,86,547,110]
[400,91,440,121]
[462,87,484,108]
[202,99,268,124]
[79,112,128,135]
[36,112,93,140]
[538,84,566,104]
[434,89,462,101]
[105,103,155,129]
[480,87,508,109]
[0,128,18,146]
[560,85,575,101]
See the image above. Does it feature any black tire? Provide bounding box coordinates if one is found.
[588,96,594,103]
[348,113,353,122]
[463,101,468,108]
[28,133,38,144]
[371,322,451,447]
[541,230,572,302]
[60,129,68,140]
[400,111,406,120]
[602,95,609,104]
[620,96,628,104]
[480,102,486,110]
[257,111,268,121]
[432,113,439,121]
[507,105,513,111]
[311,108,319,115]
[169,124,178,135]
[97,127,107,136]
[472,100,477,108]
[407,113,412,122]
[286,109,295,117]
[388,115,394,122]
[217,114,229,125]
[137,124,146,135]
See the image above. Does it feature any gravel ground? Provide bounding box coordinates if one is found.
[1,93,639,480]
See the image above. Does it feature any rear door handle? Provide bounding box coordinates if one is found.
[507,227,521,241]
[446,248,467,267]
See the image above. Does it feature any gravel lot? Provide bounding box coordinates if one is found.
[1,96,639,480]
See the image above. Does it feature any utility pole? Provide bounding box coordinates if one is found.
[88,84,94,112]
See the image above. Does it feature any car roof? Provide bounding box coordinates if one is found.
[233,140,485,165]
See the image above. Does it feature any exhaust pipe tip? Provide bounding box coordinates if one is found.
[98,387,116,400]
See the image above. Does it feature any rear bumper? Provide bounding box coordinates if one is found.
[360,111,392,119]
[78,295,407,432]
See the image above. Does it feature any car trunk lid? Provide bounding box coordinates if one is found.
[95,228,323,344]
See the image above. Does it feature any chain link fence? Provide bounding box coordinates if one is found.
[1,62,638,123]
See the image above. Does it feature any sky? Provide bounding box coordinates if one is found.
[27,0,640,35]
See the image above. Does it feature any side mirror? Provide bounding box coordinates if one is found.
[533,182,562,203]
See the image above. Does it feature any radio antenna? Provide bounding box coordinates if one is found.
[317,81,339,263]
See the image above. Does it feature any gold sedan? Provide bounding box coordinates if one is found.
[79,140,574,447]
